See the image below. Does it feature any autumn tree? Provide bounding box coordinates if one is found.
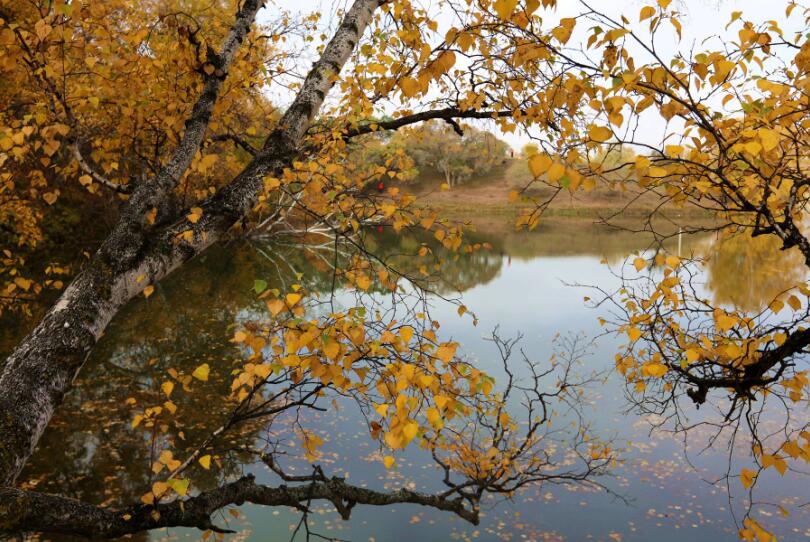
[0,0,619,538]
[397,120,509,188]
[511,1,810,538]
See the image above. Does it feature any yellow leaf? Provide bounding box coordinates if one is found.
[552,18,576,43]
[356,274,371,291]
[435,50,456,73]
[400,326,414,344]
[589,125,613,142]
[761,453,788,475]
[375,403,389,417]
[151,481,169,497]
[383,455,395,468]
[715,59,735,80]
[743,141,762,156]
[161,381,174,397]
[187,207,203,224]
[198,154,218,172]
[639,5,656,21]
[143,285,155,298]
[627,326,642,342]
[176,230,194,244]
[398,77,420,98]
[528,153,552,177]
[787,294,801,311]
[436,343,457,362]
[192,363,210,381]
[267,299,285,316]
[759,129,779,152]
[547,162,565,183]
[492,0,518,20]
[402,420,419,441]
[323,340,340,360]
[286,293,302,307]
[715,312,736,331]
[740,467,757,489]
[641,362,668,378]
[199,455,212,470]
[633,257,647,272]
[14,277,33,291]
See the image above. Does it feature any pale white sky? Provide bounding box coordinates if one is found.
[259,0,802,149]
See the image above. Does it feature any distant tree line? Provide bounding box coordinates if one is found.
[351,120,510,189]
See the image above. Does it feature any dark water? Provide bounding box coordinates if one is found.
[7,218,810,542]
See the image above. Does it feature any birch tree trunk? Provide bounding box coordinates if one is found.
[0,0,383,486]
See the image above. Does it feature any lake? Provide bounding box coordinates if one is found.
[9,216,810,542]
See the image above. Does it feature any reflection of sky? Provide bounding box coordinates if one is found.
[27,226,804,541]
[28,226,803,542]
[196,244,809,541]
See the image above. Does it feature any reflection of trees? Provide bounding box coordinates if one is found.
[16,230,506,507]
[450,217,711,264]
[19,245,276,511]
[15,220,720,523]
[257,229,507,295]
[361,231,503,294]
[705,232,806,312]
[12,229,612,539]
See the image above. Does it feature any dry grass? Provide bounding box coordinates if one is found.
[404,159,708,219]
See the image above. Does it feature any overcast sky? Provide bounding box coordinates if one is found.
[259,0,802,149]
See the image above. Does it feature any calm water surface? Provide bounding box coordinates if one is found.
[9,218,810,542]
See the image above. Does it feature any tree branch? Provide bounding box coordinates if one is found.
[0,475,477,538]
[211,133,258,155]
[0,0,266,486]
[70,140,134,194]
[343,107,514,139]
[0,0,382,487]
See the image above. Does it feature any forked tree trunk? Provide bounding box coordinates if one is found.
[0,0,383,486]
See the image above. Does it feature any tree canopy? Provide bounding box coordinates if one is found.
[1,0,810,540]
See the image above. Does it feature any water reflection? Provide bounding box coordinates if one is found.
[705,231,807,311]
[6,217,810,541]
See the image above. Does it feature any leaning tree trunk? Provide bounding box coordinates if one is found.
[0,0,383,486]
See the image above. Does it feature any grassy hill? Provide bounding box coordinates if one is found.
[404,159,707,221]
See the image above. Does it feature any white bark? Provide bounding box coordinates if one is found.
[0,0,383,485]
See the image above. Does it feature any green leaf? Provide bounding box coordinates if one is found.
[167,478,190,496]
[253,279,268,294]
